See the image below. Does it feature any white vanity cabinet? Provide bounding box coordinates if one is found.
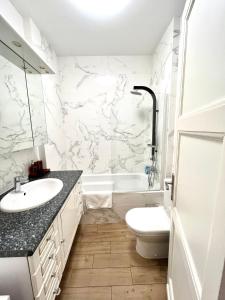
[28,180,82,300]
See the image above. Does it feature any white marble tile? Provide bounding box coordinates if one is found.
[57,56,153,174]
[150,18,180,181]
[42,70,67,171]
[0,147,39,193]
[26,71,48,147]
[0,55,33,155]
[42,20,180,186]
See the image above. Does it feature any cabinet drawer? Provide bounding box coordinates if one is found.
[41,243,56,277]
[74,180,82,195]
[74,196,83,213]
[46,268,61,300]
[44,260,57,295]
[74,186,83,212]
[39,225,54,256]
[35,285,45,300]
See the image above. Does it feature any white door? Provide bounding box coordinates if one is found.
[167,0,225,299]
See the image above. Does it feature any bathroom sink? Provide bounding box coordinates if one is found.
[0,178,63,213]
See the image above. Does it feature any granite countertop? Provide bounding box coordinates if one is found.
[0,170,82,257]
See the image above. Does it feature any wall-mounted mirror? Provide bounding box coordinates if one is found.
[0,41,33,154]
[24,62,48,146]
[0,40,48,155]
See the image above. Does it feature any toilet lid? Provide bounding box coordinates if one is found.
[125,207,170,234]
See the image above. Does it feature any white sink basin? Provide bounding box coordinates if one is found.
[0,178,63,213]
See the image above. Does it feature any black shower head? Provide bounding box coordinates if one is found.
[130,90,142,96]
[131,85,158,160]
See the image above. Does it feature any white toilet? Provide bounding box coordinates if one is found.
[125,179,171,259]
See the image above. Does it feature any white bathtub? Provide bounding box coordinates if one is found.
[81,173,162,218]
[82,173,160,193]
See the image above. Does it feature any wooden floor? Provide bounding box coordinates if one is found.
[58,219,168,300]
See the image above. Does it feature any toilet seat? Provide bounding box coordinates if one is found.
[126,206,170,236]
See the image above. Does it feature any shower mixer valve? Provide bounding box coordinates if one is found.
[144,165,157,175]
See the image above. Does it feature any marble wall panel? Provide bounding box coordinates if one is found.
[0,52,33,155]
[150,18,180,183]
[57,56,153,174]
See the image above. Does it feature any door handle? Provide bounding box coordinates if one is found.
[53,287,61,296]
[165,174,175,201]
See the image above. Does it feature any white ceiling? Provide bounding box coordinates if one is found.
[11,0,186,56]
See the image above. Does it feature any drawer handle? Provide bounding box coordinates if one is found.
[51,271,56,278]
[53,287,61,296]
[49,254,54,260]
[60,239,65,244]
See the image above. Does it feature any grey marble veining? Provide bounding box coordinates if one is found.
[150,18,180,182]
[0,147,39,194]
[0,53,33,155]
[0,170,82,257]
[42,69,68,171]
[58,56,153,174]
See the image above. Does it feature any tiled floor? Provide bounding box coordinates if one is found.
[58,209,168,300]
[80,208,122,224]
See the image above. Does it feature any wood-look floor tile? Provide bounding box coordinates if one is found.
[67,255,94,269]
[78,224,98,234]
[159,259,168,266]
[59,211,167,299]
[77,230,134,243]
[58,287,111,300]
[112,284,167,300]
[93,253,159,268]
[129,252,160,267]
[60,269,72,287]
[93,253,131,268]
[111,241,136,253]
[72,241,110,255]
[64,268,132,287]
[98,223,129,232]
[131,266,167,285]
[80,208,122,224]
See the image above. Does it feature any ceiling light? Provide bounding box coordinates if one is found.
[71,0,131,19]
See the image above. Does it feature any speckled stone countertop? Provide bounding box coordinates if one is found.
[0,170,82,257]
